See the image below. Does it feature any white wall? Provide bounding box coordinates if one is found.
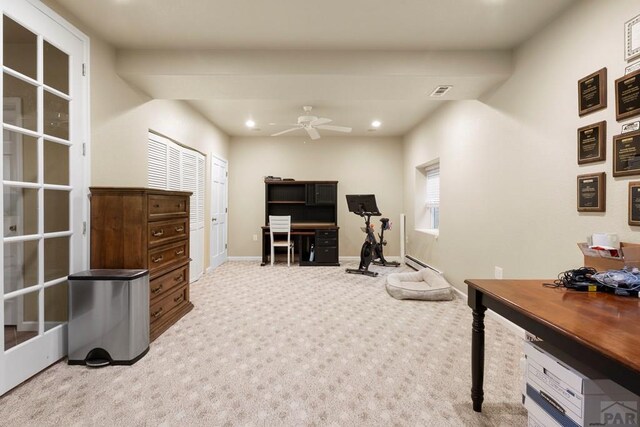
[228,136,403,257]
[403,0,640,292]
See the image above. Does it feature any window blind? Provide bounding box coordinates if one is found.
[425,167,440,207]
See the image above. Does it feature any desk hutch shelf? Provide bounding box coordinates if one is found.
[263,179,339,266]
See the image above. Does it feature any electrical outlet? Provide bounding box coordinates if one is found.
[252,234,258,241]
[494,266,503,280]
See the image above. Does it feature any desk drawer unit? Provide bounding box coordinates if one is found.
[315,229,338,264]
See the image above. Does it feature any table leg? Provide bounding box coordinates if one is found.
[469,288,486,412]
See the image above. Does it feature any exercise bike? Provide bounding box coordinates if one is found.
[345,194,400,277]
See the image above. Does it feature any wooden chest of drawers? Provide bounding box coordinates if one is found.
[89,187,194,341]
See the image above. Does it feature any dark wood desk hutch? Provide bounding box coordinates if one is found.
[262,179,339,266]
[89,187,194,341]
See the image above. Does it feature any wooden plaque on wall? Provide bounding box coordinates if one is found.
[577,121,606,164]
[578,68,607,116]
[613,130,640,177]
[616,69,640,121]
[629,181,640,225]
[577,172,605,212]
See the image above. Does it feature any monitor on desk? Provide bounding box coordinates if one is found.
[346,194,381,216]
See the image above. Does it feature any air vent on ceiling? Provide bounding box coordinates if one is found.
[430,85,452,97]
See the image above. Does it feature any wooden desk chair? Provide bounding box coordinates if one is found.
[269,215,294,266]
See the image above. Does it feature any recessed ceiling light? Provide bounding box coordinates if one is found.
[371,120,381,128]
[245,119,256,128]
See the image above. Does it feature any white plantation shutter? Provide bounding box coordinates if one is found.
[148,138,167,189]
[425,166,440,208]
[168,145,181,191]
[148,132,206,282]
[181,151,198,230]
[197,155,205,228]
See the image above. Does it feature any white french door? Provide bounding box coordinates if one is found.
[209,155,227,270]
[1,0,88,395]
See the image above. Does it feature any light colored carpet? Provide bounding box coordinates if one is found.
[0,261,526,426]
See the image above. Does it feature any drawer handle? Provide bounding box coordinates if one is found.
[174,295,183,303]
[176,203,182,208]
[152,255,164,263]
[174,274,183,282]
[175,226,184,232]
[151,285,163,294]
[175,249,185,255]
[151,308,163,318]
[153,204,160,208]
[152,229,164,237]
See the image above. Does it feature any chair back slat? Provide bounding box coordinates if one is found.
[269,215,291,233]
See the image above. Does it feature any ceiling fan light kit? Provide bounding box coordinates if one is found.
[270,106,353,140]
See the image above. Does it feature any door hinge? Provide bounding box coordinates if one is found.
[82,143,86,156]
[225,243,228,249]
[82,221,87,236]
[82,63,86,76]
[226,171,228,177]
[225,207,228,213]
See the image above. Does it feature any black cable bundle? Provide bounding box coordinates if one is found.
[543,267,598,290]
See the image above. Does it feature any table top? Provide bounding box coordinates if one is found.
[465,279,640,376]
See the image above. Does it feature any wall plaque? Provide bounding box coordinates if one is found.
[578,68,607,116]
[616,69,640,121]
[629,181,640,225]
[613,130,640,177]
[577,121,606,164]
[577,172,605,212]
[625,14,640,62]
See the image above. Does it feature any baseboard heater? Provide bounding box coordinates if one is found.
[404,255,442,274]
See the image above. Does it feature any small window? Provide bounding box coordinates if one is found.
[415,159,440,234]
[425,166,440,230]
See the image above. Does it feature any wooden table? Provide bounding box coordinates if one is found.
[465,279,640,412]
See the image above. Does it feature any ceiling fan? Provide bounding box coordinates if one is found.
[270,106,352,140]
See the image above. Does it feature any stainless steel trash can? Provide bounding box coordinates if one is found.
[68,269,150,367]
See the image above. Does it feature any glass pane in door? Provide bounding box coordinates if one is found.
[3,74,37,132]
[43,140,69,185]
[44,237,69,282]
[43,41,69,95]
[3,240,38,294]
[3,187,38,237]
[2,16,37,80]
[3,130,37,183]
[4,294,39,351]
[43,190,69,233]
[43,91,68,140]
[44,282,67,332]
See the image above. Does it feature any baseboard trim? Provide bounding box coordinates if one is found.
[406,254,524,338]
[227,256,262,262]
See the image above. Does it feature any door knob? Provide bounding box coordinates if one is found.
[9,225,17,232]
[212,217,217,221]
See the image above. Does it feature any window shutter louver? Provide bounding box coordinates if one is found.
[148,139,167,189]
[425,168,440,207]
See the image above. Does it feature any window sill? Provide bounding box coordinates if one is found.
[416,228,439,238]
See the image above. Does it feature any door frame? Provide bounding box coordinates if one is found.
[208,154,228,272]
[1,0,90,396]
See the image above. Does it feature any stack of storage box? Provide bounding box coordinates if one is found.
[523,341,639,426]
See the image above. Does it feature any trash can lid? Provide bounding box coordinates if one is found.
[68,269,149,281]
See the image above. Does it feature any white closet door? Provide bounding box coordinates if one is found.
[147,133,205,283]
[148,138,167,189]
[167,144,181,191]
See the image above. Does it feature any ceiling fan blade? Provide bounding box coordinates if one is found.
[315,125,352,133]
[310,117,332,126]
[306,127,321,140]
[271,127,301,137]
